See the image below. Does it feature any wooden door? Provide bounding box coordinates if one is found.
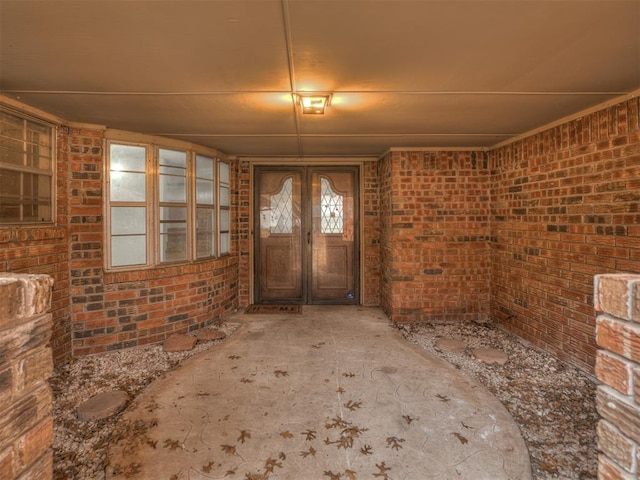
[254,166,358,304]
[255,168,304,303]
[309,170,357,303]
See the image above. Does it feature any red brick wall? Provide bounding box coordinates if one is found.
[379,152,394,314]
[1,119,239,361]
[0,127,72,363]
[66,127,239,356]
[362,160,380,305]
[237,160,251,306]
[379,150,491,323]
[489,96,640,371]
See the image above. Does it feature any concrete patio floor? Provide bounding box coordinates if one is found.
[107,306,531,480]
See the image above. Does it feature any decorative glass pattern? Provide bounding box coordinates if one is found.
[270,177,293,234]
[320,176,343,234]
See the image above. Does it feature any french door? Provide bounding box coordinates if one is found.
[254,166,359,304]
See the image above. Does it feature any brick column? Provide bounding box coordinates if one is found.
[594,274,640,479]
[0,273,54,480]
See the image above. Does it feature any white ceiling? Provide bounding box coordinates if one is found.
[1,0,639,158]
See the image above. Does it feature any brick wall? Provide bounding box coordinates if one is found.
[379,150,491,323]
[379,152,394,315]
[2,122,241,360]
[237,160,251,306]
[362,160,380,305]
[0,273,54,480]
[67,127,239,356]
[594,274,640,479]
[0,127,72,363]
[490,96,640,371]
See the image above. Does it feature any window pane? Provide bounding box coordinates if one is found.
[160,206,187,221]
[110,144,146,172]
[26,122,51,170]
[110,171,146,202]
[159,148,186,203]
[0,111,23,134]
[111,207,146,235]
[159,206,187,262]
[0,168,21,196]
[196,208,215,258]
[196,153,215,205]
[219,161,230,183]
[0,203,20,223]
[159,174,186,203]
[219,233,230,255]
[220,209,230,231]
[26,121,51,147]
[111,236,146,267]
[0,137,24,166]
[159,148,186,168]
[220,186,230,206]
[320,176,344,234]
[196,179,214,204]
[269,177,293,234]
[196,155,214,180]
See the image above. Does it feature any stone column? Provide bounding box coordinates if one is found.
[594,274,640,479]
[0,273,54,480]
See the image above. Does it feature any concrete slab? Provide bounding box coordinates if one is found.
[197,328,227,342]
[473,347,509,365]
[163,333,197,352]
[77,390,128,422]
[435,338,467,353]
[107,306,530,480]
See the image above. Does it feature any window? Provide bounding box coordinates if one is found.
[106,141,230,269]
[109,144,148,267]
[0,109,54,224]
[219,161,231,255]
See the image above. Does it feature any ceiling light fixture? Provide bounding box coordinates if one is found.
[296,93,332,115]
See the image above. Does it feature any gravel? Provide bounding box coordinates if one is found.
[399,321,598,480]
[51,320,598,480]
[51,323,239,480]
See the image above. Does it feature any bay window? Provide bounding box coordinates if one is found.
[106,141,229,269]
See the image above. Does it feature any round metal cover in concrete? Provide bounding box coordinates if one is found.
[77,390,128,422]
[107,306,530,479]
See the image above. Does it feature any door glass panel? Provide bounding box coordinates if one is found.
[320,176,344,234]
[269,177,293,234]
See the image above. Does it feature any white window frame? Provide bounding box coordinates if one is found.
[0,107,55,225]
[106,139,230,270]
